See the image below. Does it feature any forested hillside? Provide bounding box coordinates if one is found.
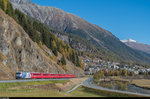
[0,0,84,69]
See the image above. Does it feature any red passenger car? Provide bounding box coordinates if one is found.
[30,72,75,79]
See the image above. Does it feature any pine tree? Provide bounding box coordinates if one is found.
[61,55,66,65]
[76,52,80,67]
[72,51,76,65]
[52,48,58,56]
[0,0,4,10]
[6,1,14,17]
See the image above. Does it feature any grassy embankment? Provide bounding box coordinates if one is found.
[0,78,144,97]
[0,80,70,97]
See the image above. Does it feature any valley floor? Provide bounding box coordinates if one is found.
[0,77,143,97]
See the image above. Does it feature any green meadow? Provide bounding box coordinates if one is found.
[0,80,143,97]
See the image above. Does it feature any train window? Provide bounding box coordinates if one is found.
[51,74,55,76]
[33,74,40,76]
[43,74,49,76]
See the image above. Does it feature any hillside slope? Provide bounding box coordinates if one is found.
[10,0,150,66]
[0,8,84,80]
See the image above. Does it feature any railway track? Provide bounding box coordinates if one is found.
[0,78,71,83]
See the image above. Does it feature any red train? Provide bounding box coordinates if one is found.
[16,72,75,79]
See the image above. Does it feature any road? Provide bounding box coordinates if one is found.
[0,78,71,83]
[66,84,83,93]
[82,77,150,97]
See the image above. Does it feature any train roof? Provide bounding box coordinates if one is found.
[16,72,74,75]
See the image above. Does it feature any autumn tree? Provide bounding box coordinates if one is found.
[128,71,135,76]
[114,70,120,76]
[119,70,122,76]
[94,70,104,81]
[122,69,128,77]
[38,40,43,48]
[79,58,85,70]
[50,55,55,61]
[98,70,104,78]
[103,67,107,76]
[93,72,100,80]
[51,40,58,56]
[2,0,7,12]
[57,60,62,66]
[108,70,114,76]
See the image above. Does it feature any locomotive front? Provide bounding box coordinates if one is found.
[16,72,22,79]
[16,72,31,79]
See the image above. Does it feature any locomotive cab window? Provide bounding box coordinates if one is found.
[16,73,21,74]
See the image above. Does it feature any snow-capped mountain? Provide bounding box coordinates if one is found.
[121,39,150,55]
[121,38,137,43]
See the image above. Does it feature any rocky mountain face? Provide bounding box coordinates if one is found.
[10,0,116,49]
[121,39,150,55]
[0,9,84,80]
[10,0,150,66]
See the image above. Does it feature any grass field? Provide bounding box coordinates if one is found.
[106,76,150,89]
[0,80,69,97]
[0,79,144,97]
[131,79,150,89]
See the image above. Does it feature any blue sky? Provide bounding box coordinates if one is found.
[31,0,150,45]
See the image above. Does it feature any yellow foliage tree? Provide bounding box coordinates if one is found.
[38,41,43,48]
[3,0,7,12]
[114,70,119,76]
[52,40,57,48]
[62,49,66,57]
[79,58,85,70]
[122,69,128,77]
[62,65,67,72]
[50,55,55,61]
[58,60,67,71]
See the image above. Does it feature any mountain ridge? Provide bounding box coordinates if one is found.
[10,0,150,66]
